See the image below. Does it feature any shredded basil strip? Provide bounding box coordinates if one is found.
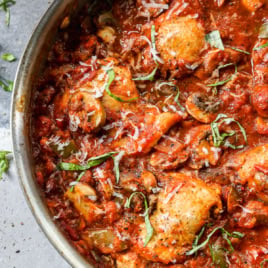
[228,46,250,55]
[133,67,158,81]
[253,42,268,51]
[0,151,11,179]
[125,192,154,247]
[174,86,185,111]
[261,259,268,268]
[259,23,268,39]
[207,64,237,87]
[58,152,116,171]
[0,0,15,26]
[211,114,248,149]
[0,77,13,92]
[105,68,138,102]
[205,30,224,50]
[70,171,85,192]
[186,226,244,256]
[1,53,16,62]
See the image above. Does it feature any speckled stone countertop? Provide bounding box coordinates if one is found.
[0,1,69,267]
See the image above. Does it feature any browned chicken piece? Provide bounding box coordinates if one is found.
[119,170,157,192]
[156,16,205,78]
[241,0,265,12]
[228,144,268,191]
[195,48,242,80]
[112,112,182,155]
[251,85,268,118]
[252,39,268,86]
[133,173,222,264]
[150,136,189,170]
[235,200,268,229]
[115,251,147,268]
[69,91,106,133]
[82,227,129,254]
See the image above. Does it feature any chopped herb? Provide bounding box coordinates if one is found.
[133,67,158,81]
[0,151,11,179]
[0,77,13,92]
[205,30,224,50]
[105,68,138,102]
[211,113,247,149]
[207,64,237,87]
[174,86,185,111]
[150,25,162,65]
[261,259,268,268]
[58,152,116,171]
[69,171,85,192]
[228,46,250,55]
[259,23,268,39]
[125,192,154,246]
[0,0,16,26]
[1,53,16,62]
[253,42,268,51]
[186,226,244,256]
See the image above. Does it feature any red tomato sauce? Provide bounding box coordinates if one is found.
[31,0,268,267]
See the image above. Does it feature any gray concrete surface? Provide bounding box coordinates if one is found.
[0,1,70,267]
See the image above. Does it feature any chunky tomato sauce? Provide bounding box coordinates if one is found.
[31,0,268,267]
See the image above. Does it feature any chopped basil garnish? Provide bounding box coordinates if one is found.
[174,86,185,111]
[253,42,268,51]
[261,259,268,268]
[0,151,11,179]
[0,77,13,92]
[58,152,116,171]
[207,64,237,87]
[69,171,85,192]
[228,46,250,55]
[1,53,16,62]
[205,30,224,50]
[211,114,248,149]
[133,67,158,81]
[259,23,268,38]
[125,192,154,246]
[105,68,138,102]
[186,226,244,256]
[0,0,15,26]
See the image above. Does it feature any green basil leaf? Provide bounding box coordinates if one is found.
[210,114,247,149]
[58,152,116,171]
[228,46,250,55]
[207,64,237,87]
[133,67,158,81]
[187,226,244,256]
[125,192,154,246]
[253,42,268,51]
[259,23,268,38]
[205,30,224,50]
[69,171,85,192]
[0,151,11,179]
[105,68,138,102]
[1,53,16,62]
[0,0,15,26]
[0,77,13,92]
[261,259,268,268]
